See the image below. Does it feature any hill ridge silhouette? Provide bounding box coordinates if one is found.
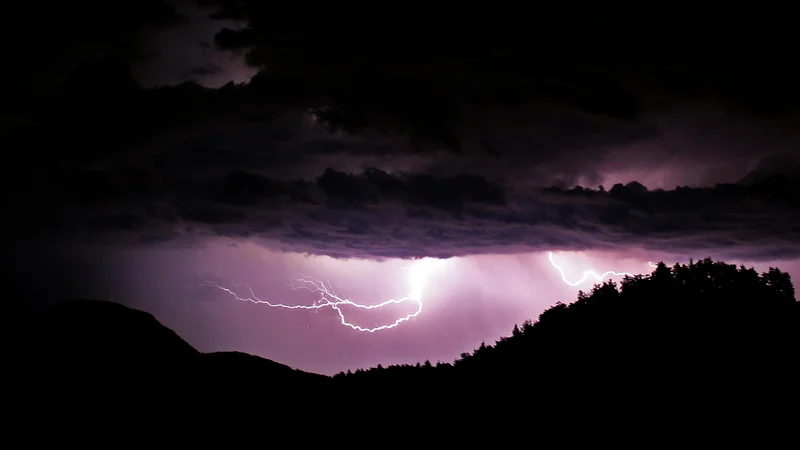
[8,257,799,430]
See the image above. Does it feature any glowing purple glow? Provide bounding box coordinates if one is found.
[91,241,799,375]
[194,258,447,332]
[194,250,654,333]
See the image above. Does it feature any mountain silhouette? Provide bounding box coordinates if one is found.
[10,299,329,400]
[7,258,799,436]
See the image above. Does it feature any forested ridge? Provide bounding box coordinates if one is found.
[333,258,798,392]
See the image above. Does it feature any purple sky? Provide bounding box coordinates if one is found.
[31,240,797,375]
[5,2,800,376]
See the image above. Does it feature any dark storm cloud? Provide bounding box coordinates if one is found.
[18,157,800,262]
[1,0,185,91]
[199,3,800,119]
[189,2,800,188]
[0,0,193,164]
[7,3,798,175]
[5,2,800,263]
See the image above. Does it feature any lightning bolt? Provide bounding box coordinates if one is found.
[194,258,443,333]
[548,251,640,287]
[197,252,658,331]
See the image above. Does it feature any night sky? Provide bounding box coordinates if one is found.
[3,1,800,375]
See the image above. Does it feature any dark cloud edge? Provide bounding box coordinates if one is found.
[29,166,800,263]
[5,2,800,265]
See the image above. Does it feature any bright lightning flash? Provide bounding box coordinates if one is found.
[548,251,655,287]
[195,258,446,333]
[197,252,657,331]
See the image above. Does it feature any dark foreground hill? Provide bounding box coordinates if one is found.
[10,299,329,389]
[6,258,800,437]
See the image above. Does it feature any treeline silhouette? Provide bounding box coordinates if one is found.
[7,256,799,436]
[332,258,798,396]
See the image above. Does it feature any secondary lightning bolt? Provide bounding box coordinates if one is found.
[194,258,443,333]
[547,251,637,287]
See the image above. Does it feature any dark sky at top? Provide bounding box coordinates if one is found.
[2,1,800,306]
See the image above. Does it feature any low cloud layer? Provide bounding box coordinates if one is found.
[17,158,800,262]
[4,2,800,264]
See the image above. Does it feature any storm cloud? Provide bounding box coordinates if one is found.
[14,154,799,262]
[4,2,800,264]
